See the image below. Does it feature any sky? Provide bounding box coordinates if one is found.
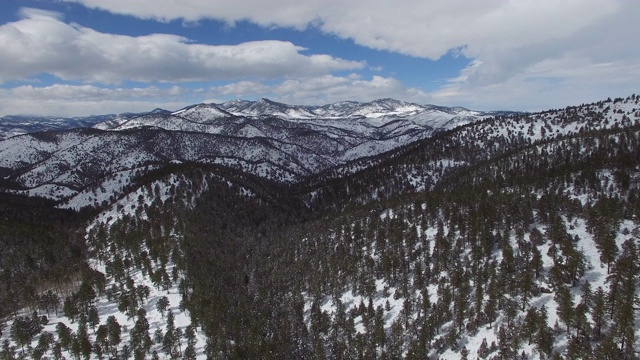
[0,0,638,117]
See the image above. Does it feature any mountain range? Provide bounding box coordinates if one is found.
[0,98,500,141]
[0,95,639,359]
[0,98,501,209]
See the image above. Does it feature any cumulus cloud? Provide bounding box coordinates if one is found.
[431,1,640,111]
[0,13,363,84]
[60,0,639,111]
[2,1,638,115]
[0,84,194,116]
[268,75,430,105]
[18,7,64,21]
[205,74,432,106]
[61,1,622,58]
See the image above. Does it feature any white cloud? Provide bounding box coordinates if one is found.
[60,0,639,111]
[431,1,640,111]
[18,7,64,21]
[61,1,623,59]
[275,75,430,104]
[432,57,640,111]
[0,85,194,116]
[0,13,363,84]
[206,74,432,105]
[214,81,271,98]
[2,1,638,115]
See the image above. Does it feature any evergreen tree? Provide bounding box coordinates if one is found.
[156,296,170,318]
[87,305,100,332]
[162,310,179,358]
[555,285,574,334]
[33,332,54,360]
[608,239,640,355]
[593,334,620,359]
[591,286,607,339]
[183,325,198,360]
[0,340,16,360]
[536,305,554,358]
[106,315,122,358]
[130,308,152,360]
[56,322,73,352]
[522,307,538,344]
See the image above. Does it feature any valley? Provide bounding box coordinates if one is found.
[0,95,639,359]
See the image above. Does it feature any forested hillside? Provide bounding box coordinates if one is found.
[0,95,639,359]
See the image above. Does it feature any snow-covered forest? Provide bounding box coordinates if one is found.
[1,95,639,359]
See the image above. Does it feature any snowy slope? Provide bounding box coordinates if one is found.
[0,113,134,140]
[1,95,639,359]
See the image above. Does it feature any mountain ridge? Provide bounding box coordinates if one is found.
[0,94,639,359]
[0,98,508,209]
[1,98,504,141]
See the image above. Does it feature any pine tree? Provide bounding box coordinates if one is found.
[77,314,92,360]
[87,306,100,332]
[477,337,491,359]
[106,315,121,359]
[519,261,535,311]
[163,310,177,358]
[555,285,574,334]
[0,339,16,360]
[11,313,44,354]
[536,305,554,358]
[56,322,73,352]
[95,324,109,356]
[580,280,592,307]
[593,334,619,359]
[460,345,469,360]
[130,308,152,360]
[33,332,54,360]
[589,286,606,340]
[531,245,543,278]
[522,307,538,344]
[183,325,198,360]
[608,239,640,355]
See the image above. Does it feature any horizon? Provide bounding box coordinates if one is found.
[1,96,542,118]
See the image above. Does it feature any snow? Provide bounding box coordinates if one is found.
[305,278,406,337]
[0,260,208,359]
[1,95,639,358]
[59,166,160,210]
[11,183,76,200]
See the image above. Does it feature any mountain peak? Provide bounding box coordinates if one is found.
[256,97,278,104]
[149,108,170,115]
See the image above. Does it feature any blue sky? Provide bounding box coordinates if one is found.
[0,0,638,116]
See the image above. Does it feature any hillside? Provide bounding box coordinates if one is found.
[0,99,493,209]
[0,95,639,359]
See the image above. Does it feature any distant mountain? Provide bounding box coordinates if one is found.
[94,99,498,161]
[95,98,497,129]
[0,99,505,209]
[0,98,499,141]
[0,113,136,140]
[0,96,635,212]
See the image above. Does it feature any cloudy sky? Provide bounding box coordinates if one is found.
[0,0,638,116]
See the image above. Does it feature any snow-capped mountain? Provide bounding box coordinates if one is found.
[1,98,496,142]
[0,98,504,210]
[220,98,318,118]
[1,95,640,360]
[172,103,233,122]
[0,113,136,140]
[0,96,637,212]
[93,99,498,161]
[95,98,496,131]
